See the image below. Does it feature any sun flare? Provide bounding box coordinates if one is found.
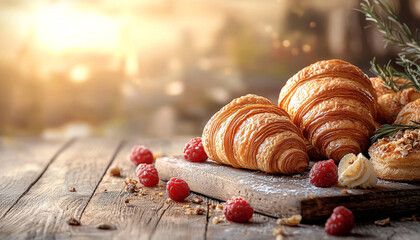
[34,3,119,52]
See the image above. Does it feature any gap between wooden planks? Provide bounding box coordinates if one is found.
[0,138,123,239]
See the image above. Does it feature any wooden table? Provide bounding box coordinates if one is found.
[0,137,419,240]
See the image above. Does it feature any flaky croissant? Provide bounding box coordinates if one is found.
[395,98,420,125]
[202,94,309,174]
[370,77,420,124]
[278,59,377,163]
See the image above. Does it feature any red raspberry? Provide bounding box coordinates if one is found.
[135,164,159,187]
[183,137,208,162]
[223,196,254,223]
[325,206,355,236]
[130,145,154,166]
[166,178,190,201]
[309,159,338,187]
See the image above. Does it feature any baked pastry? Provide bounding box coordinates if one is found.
[370,77,405,97]
[369,129,420,181]
[278,59,377,163]
[202,94,309,174]
[370,77,420,124]
[305,139,325,161]
[395,98,420,125]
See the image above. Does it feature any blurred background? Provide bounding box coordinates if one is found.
[1,0,420,139]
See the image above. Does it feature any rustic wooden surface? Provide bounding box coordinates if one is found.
[155,156,420,221]
[0,137,419,240]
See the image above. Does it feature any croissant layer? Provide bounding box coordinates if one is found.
[278,59,377,163]
[202,94,309,174]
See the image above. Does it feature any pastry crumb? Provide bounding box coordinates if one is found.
[277,215,302,226]
[165,198,171,204]
[96,223,115,230]
[212,215,225,224]
[67,217,81,226]
[194,206,206,215]
[192,197,204,204]
[153,152,163,160]
[124,178,141,194]
[109,165,121,177]
[212,216,221,224]
[185,208,195,215]
[374,217,391,226]
[272,227,285,236]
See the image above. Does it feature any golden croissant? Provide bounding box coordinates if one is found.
[202,94,309,174]
[395,98,420,124]
[278,59,377,163]
[370,77,420,124]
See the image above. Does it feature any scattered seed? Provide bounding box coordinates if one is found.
[158,193,163,197]
[342,190,349,194]
[125,199,130,203]
[68,187,76,192]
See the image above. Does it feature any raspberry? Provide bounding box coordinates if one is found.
[325,206,354,236]
[135,164,159,187]
[309,159,338,187]
[166,178,190,201]
[223,196,254,223]
[183,137,208,162]
[130,145,154,166]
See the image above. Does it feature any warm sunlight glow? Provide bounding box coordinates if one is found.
[164,81,184,96]
[35,4,119,52]
[70,65,89,83]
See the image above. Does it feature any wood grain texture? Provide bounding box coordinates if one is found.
[0,138,69,218]
[155,156,420,221]
[78,138,209,239]
[1,137,419,239]
[0,138,122,239]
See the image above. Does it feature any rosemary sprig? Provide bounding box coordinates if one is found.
[360,0,420,92]
[360,0,420,57]
[371,121,420,143]
[369,57,407,92]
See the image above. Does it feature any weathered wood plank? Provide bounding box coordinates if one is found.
[0,138,70,218]
[155,156,420,222]
[150,193,209,240]
[0,138,122,239]
[78,138,209,239]
[207,197,420,240]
